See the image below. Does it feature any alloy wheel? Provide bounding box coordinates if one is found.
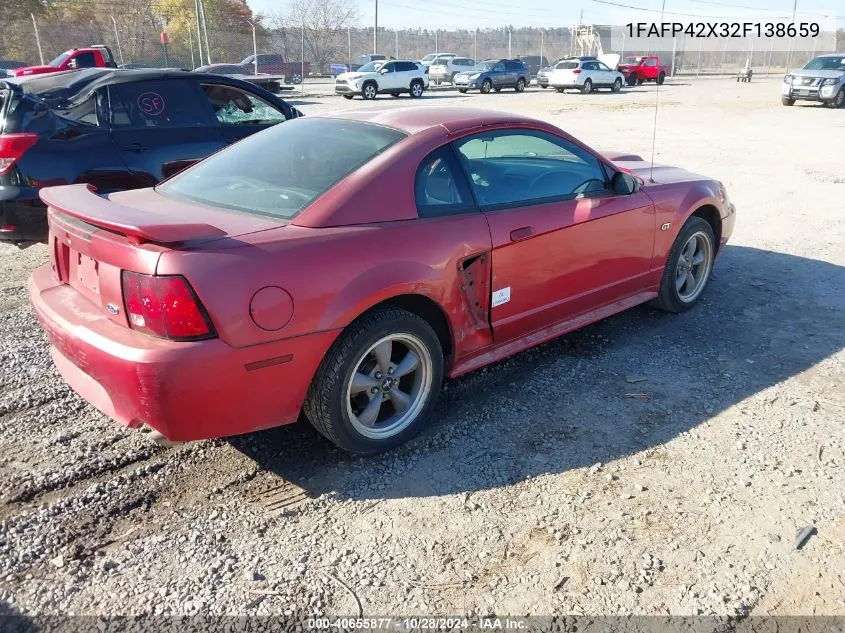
[675,231,713,303]
[345,333,433,440]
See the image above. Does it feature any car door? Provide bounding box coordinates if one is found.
[581,61,600,85]
[107,78,224,186]
[491,62,507,87]
[506,61,522,85]
[596,61,616,86]
[198,81,291,145]
[452,128,656,344]
[377,61,401,91]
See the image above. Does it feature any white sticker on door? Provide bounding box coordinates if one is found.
[491,287,511,308]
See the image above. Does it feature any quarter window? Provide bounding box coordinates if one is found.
[415,146,475,217]
[452,130,608,208]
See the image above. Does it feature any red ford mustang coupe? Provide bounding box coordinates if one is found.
[29,107,736,454]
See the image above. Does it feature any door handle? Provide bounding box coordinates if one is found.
[122,143,146,152]
[510,226,535,242]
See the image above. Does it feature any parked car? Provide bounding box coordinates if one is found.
[782,53,845,108]
[548,57,624,94]
[453,59,528,93]
[334,60,428,100]
[240,54,309,83]
[535,63,556,88]
[0,61,28,77]
[0,68,300,245]
[518,55,550,78]
[28,106,735,454]
[420,53,456,68]
[330,63,349,77]
[617,55,668,86]
[350,54,386,72]
[428,57,475,85]
[12,45,118,77]
[194,63,248,75]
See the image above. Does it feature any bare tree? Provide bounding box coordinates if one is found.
[287,0,357,73]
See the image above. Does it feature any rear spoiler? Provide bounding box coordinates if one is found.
[40,184,225,244]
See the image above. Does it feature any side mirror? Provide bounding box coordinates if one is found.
[67,59,79,69]
[611,171,638,195]
[379,68,389,74]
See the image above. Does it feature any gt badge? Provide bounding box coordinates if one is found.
[661,222,672,231]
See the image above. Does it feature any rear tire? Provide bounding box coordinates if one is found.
[540,84,548,89]
[481,79,493,94]
[650,216,716,313]
[304,307,444,455]
[657,72,665,85]
[410,79,424,98]
[515,77,526,92]
[343,94,354,100]
[781,96,795,106]
[581,79,593,94]
[626,73,637,86]
[458,88,468,93]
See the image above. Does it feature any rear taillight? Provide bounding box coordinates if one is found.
[572,69,582,74]
[0,133,39,175]
[121,272,215,341]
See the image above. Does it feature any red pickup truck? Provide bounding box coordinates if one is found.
[13,45,117,77]
[617,55,669,86]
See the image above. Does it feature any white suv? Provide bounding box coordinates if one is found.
[548,56,624,94]
[335,60,429,100]
[429,56,476,85]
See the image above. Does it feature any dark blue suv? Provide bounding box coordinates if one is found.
[453,59,528,94]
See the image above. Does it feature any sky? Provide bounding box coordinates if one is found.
[247,0,845,31]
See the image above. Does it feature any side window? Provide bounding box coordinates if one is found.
[453,130,608,208]
[644,58,657,67]
[598,62,612,71]
[74,52,97,68]
[493,63,505,72]
[200,84,288,126]
[415,146,475,217]
[381,62,396,73]
[396,61,416,72]
[108,80,214,129]
[52,92,100,126]
[583,61,597,71]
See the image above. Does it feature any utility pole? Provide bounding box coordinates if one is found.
[373,0,378,54]
[435,30,438,54]
[31,13,44,65]
[111,16,125,66]
[199,0,211,64]
[348,26,351,68]
[785,0,797,70]
[508,27,511,57]
[247,21,258,74]
[474,29,478,61]
[540,30,544,65]
[194,0,204,66]
[395,30,399,58]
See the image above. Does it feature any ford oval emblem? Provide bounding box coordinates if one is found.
[106,303,120,315]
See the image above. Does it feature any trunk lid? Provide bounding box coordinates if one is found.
[41,184,284,328]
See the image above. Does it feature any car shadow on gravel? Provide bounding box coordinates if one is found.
[229,245,844,501]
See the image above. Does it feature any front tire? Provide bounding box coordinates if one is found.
[362,81,378,100]
[627,73,637,86]
[343,94,354,100]
[828,88,844,108]
[782,96,795,106]
[650,217,716,313]
[481,79,493,94]
[304,307,444,454]
[515,77,526,92]
[612,77,622,92]
[458,88,468,93]
[540,84,548,89]
[410,79,424,98]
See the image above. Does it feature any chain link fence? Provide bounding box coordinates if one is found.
[3,15,843,77]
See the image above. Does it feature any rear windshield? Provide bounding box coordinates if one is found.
[157,118,407,220]
[555,61,579,69]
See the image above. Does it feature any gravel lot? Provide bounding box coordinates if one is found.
[1,77,843,619]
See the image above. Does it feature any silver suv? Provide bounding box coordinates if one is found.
[782,53,845,108]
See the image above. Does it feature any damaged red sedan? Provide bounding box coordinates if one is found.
[29,107,735,454]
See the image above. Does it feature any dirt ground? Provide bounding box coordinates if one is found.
[1,77,843,619]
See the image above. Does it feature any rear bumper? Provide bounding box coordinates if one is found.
[0,187,48,243]
[28,265,340,441]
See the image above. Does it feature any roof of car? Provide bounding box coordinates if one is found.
[320,106,541,135]
[1,67,266,104]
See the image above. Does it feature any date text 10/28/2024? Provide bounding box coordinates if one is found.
[308,618,529,630]
[625,22,821,39]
